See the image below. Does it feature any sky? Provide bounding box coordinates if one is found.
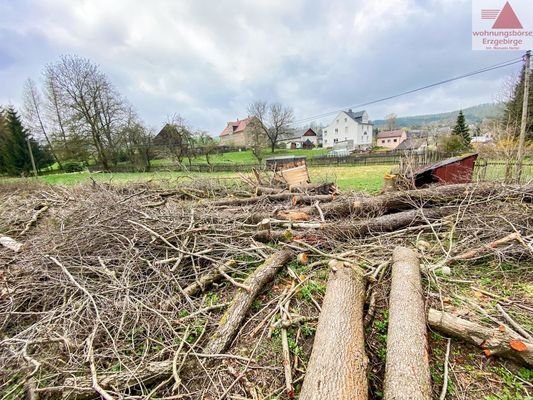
[0,0,527,135]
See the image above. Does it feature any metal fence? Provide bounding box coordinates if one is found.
[473,160,533,183]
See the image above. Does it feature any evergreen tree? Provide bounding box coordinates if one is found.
[4,107,33,175]
[452,110,470,146]
[0,108,8,174]
[502,64,533,140]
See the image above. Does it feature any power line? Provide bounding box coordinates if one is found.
[292,55,525,125]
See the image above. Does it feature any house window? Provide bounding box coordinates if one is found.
[387,139,391,143]
[363,131,367,135]
[324,130,327,135]
[335,128,338,134]
[324,139,328,144]
[345,126,348,133]
[334,138,339,143]
[344,118,347,122]
[393,139,397,142]
[336,119,339,123]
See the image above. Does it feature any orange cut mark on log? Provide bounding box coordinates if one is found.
[510,340,527,352]
[483,349,492,357]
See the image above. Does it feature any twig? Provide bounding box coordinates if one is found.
[439,338,452,400]
[314,201,325,222]
[218,267,252,292]
[496,303,533,341]
[20,205,49,236]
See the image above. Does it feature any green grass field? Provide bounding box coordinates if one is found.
[1,164,393,193]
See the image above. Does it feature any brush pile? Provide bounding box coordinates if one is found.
[1,178,532,400]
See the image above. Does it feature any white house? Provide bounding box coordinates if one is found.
[322,110,373,150]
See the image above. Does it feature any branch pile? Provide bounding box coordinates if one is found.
[0,179,532,399]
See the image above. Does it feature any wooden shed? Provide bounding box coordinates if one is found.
[265,156,307,172]
[265,156,309,187]
[410,153,478,187]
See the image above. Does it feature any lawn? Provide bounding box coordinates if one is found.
[152,148,330,166]
[0,164,392,193]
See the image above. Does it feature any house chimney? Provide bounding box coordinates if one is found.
[348,109,352,113]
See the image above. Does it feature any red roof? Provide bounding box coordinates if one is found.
[220,116,255,137]
[377,129,404,139]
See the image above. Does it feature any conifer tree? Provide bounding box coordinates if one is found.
[502,64,533,140]
[452,110,471,146]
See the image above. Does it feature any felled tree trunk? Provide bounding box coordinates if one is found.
[384,247,431,400]
[428,308,533,367]
[204,249,293,354]
[291,183,533,219]
[299,261,368,400]
[211,193,334,207]
[322,208,452,241]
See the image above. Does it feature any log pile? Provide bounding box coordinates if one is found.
[0,179,532,400]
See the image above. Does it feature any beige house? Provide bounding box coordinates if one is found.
[376,129,407,150]
[218,116,260,147]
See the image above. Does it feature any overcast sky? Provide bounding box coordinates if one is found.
[0,0,526,134]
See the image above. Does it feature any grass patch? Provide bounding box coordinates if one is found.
[0,164,391,192]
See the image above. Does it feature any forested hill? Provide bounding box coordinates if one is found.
[373,103,503,128]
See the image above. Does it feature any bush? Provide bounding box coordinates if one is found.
[63,162,84,173]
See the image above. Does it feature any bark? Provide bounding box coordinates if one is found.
[321,208,453,242]
[428,308,533,367]
[384,247,431,400]
[203,249,293,354]
[252,229,293,243]
[291,183,533,220]
[211,193,334,207]
[299,261,368,400]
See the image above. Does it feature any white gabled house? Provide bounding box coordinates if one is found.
[322,109,373,150]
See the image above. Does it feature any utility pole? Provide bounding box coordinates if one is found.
[26,137,38,178]
[516,50,531,182]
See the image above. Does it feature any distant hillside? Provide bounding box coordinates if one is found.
[373,103,504,129]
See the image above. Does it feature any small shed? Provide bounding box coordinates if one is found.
[265,156,309,187]
[265,156,307,172]
[410,153,478,187]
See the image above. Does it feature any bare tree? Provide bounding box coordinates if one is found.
[160,114,194,164]
[122,108,154,171]
[195,131,218,165]
[248,101,294,153]
[385,113,397,131]
[43,66,71,157]
[46,55,128,170]
[22,78,62,169]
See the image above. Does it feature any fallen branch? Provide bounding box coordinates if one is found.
[20,205,49,236]
[161,260,237,310]
[204,249,293,354]
[428,308,533,367]
[451,232,522,261]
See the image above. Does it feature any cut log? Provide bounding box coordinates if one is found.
[299,261,368,400]
[384,247,431,400]
[289,183,533,220]
[252,229,293,243]
[0,235,23,252]
[428,308,533,367]
[203,249,293,354]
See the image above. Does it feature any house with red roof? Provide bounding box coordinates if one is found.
[218,116,260,147]
[376,129,407,150]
